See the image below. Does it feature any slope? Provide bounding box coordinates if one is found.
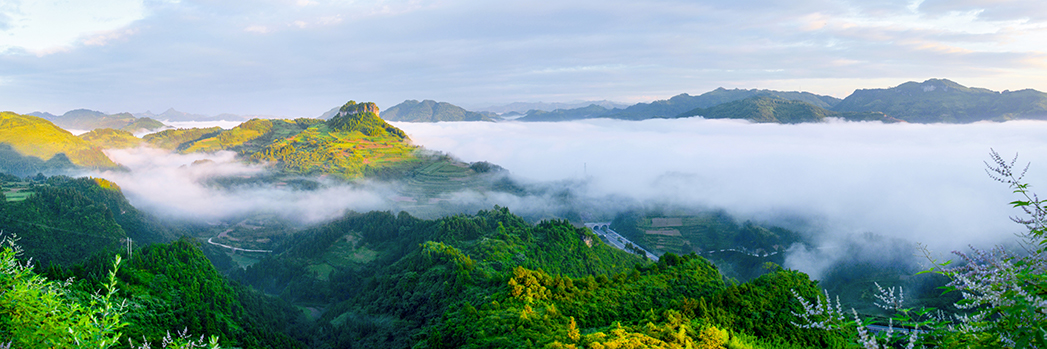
[676,96,898,124]
[0,112,117,170]
[79,128,143,149]
[832,78,1047,123]
[384,99,500,122]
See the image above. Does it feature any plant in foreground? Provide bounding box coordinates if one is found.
[793,150,1047,348]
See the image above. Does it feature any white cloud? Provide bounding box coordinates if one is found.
[395,119,1047,257]
[0,0,146,55]
[95,147,392,223]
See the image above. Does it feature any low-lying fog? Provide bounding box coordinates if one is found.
[394,118,1047,272]
[91,117,1047,279]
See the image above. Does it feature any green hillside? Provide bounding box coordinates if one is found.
[120,116,166,132]
[143,126,224,150]
[0,111,117,169]
[79,128,143,149]
[832,78,1047,123]
[512,88,843,121]
[384,99,500,122]
[678,96,900,124]
[518,104,613,122]
[231,207,845,348]
[149,101,418,179]
[605,89,842,120]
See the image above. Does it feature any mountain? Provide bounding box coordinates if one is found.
[832,78,1047,123]
[517,104,614,122]
[475,100,630,114]
[677,96,900,124]
[0,112,117,173]
[120,116,166,133]
[510,88,842,122]
[148,101,418,179]
[605,88,842,120]
[135,108,235,122]
[79,128,144,149]
[383,99,501,122]
[31,109,135,130]
[30,109,168,132]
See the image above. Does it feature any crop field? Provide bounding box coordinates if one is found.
[1,180,35,202]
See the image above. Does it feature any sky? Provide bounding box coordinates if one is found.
[2,0,1046,117]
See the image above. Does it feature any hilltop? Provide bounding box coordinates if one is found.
[832,78,1047,123]
[140,101,419,179]
[0,112,117,176]
[383,99,501,122]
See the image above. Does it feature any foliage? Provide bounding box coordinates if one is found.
[610,209,803,281]
[248,118,417,178]
[0,236,128,348]
[0,174,179,267]
[182,119,273,153]
[793,149,1047,348]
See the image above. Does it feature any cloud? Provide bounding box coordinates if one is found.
[93,147,392,224]
[394,119,1047,263]
[2,0,1047,116]
[0,0,146,55]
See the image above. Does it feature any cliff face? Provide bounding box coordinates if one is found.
[338,101,380,118]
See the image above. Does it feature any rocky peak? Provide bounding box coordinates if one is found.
[338,101,380,118]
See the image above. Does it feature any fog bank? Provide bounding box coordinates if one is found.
[395,118,1047,259]
[94,147,391,224]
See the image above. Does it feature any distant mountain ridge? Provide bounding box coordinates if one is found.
[474,100,630,114]
[29,109,166,132]
[0,112,118,175]
[831,78,1047,123]
[383,99,501,122]
[679,96,899,124]
[514,88,842,122]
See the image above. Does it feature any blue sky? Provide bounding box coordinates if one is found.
[2,0,1045,117]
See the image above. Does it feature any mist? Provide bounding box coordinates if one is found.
[93,147,392,224]
[393,118,1047,272]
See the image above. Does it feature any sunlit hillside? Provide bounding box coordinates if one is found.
[79,128,143,149]
[0,111,117,168]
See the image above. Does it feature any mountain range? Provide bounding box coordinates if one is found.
[386,79,1047,124]
[29,109,167,132]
